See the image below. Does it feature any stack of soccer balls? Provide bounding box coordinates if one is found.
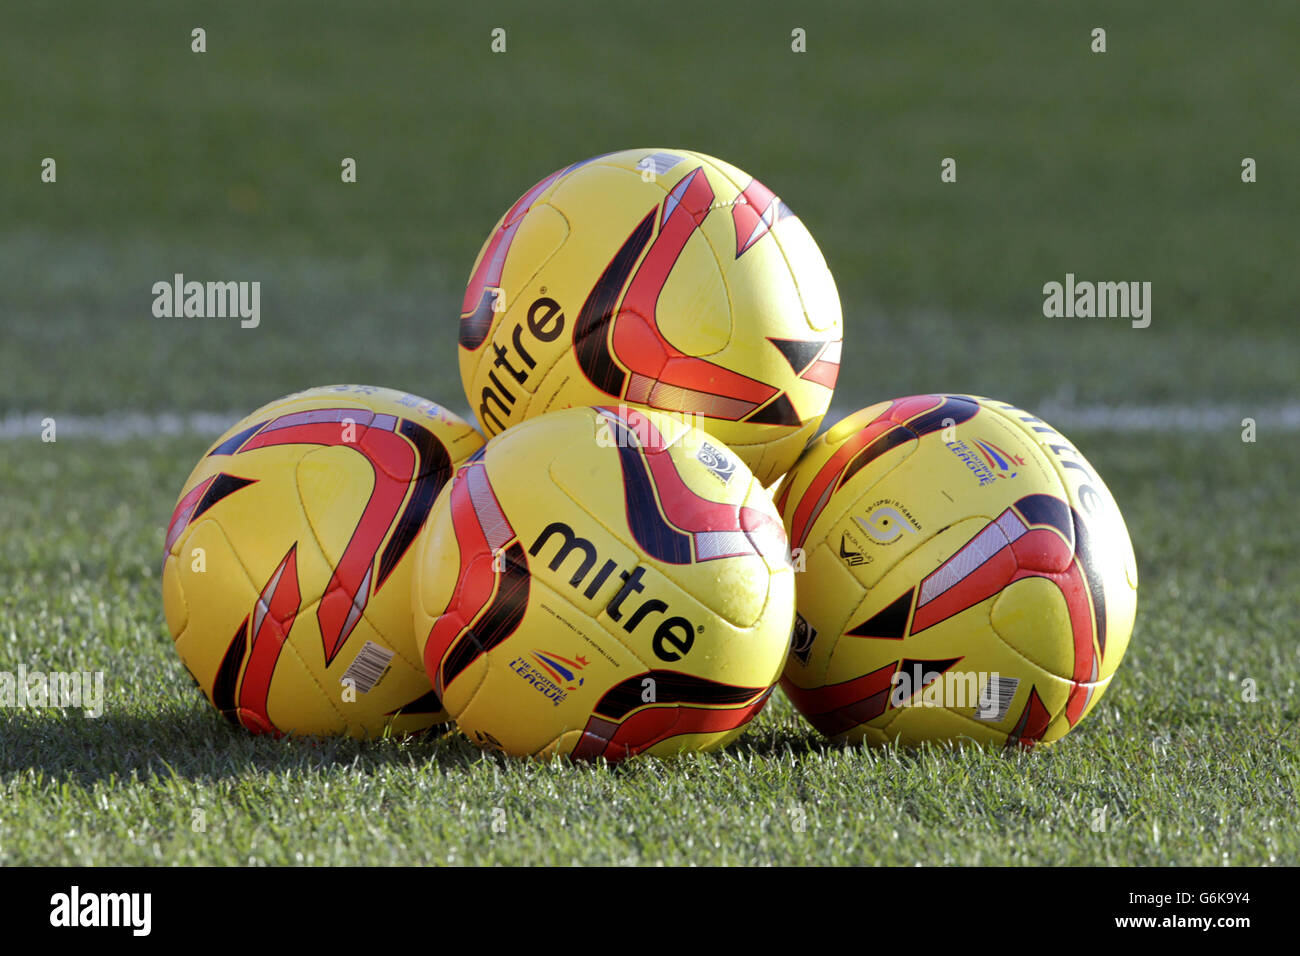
[162,148,1138,760]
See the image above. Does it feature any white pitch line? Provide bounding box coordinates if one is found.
[1021,402,1300,432]
[823,401,1300,434]
[0,411,242,442]
[1,403,1296,442]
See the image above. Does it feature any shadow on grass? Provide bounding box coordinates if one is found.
[727,717,1046,764]
[0,696,1043,786]
[0,702,488,785]
[0,705,871,784]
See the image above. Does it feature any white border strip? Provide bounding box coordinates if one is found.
[0,411,239,441]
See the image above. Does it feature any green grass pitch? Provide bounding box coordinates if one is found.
[1,0,1297,865]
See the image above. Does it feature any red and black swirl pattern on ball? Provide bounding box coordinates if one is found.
[573,164,830,428]
[781,663,896,737]
[1005,686,1053,749]
[209,543,302,735]
[376,419,454,587]
[208,406,453,666]
[211,618,248,722]
[460,156,605,351]
[839,492,1110,739]
[731,176,795,258]
[595,406,789,568]
[571,670,772,762]
[172,402,459,734]
[769,337,841,391]
[162,472,257,573]
[781,394,980,551]
[422,455,531,698]
[906,494,1105,728]
[573,209,655,397]
[781,657,959,738]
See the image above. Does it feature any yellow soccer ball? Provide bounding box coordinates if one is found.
[411,405,795,761]
[775,395,1138,749]
[458,147,843,487]
[161,385,484,738]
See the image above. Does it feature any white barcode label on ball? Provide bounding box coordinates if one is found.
[974,674,1019,722]
[341,641,394,694]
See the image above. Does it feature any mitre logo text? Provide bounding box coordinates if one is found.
[529,521,698,662]
[478,295,566,433]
